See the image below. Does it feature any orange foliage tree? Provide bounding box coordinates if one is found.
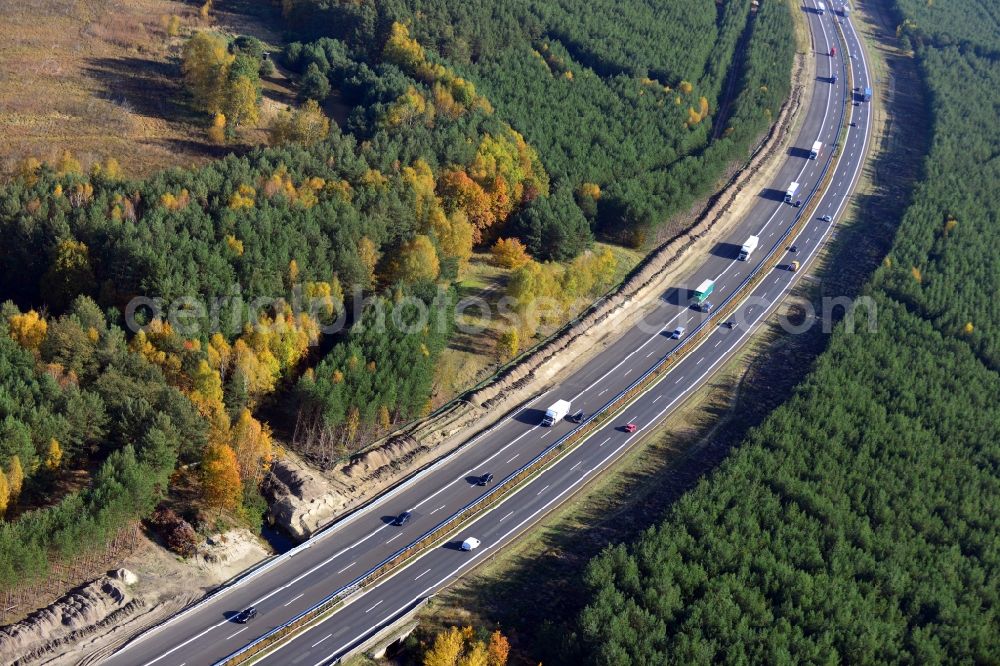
[201,442,242,511]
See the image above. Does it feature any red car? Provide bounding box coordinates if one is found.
[624,423,638,433]
[830,47,837,56]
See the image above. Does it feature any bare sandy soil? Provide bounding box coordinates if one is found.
[0,529,270,666]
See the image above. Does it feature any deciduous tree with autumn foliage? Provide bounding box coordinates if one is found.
[421,625,511,666]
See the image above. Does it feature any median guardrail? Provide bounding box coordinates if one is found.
[216,19,855,666]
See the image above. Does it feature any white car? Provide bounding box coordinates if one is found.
[461,537,481,551]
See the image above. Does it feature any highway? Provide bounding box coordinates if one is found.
[103,4,872,665]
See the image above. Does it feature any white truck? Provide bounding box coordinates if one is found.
[809,141,822,159]
[542,399,571,426]
[817,1,826,14]
[784,181,800,203]
[738,235,759,261]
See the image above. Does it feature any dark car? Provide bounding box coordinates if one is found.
[476,473,494,486]
[789,245,798,253]
[234,606,257,623]
[393,511,412,526]
[569,410,585,424]
[794,199,803,208]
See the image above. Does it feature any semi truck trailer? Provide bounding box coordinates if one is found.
[542,399,571,426]
[738,235,759,261]
[692,279,715,304]
[784,181,800,202]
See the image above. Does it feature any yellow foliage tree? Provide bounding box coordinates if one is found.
[686,96,710,126]
[433,82,462,119]
[404,159,439,229]
[190,358,224,411]
[506,259,563,337]
[383,22,425,73]
[382,86,434,127]
[268,99,330,147]
[578,182,601,201]
[496,328,519,363]
[944,216,958,236]
[68,182,95,208]
[231,338,280,400]
[91,156,123,180]
[344,406,361,443]
[8,310,48,352]
[130,320,186,385]
[378,405,391,431]
[208,112,227,144]
[390,235,440,283]
[0,470,9,517]
[225,76,260,129]
[160,189,191,211]
[562,248,617,299]
[491,238,531,269]
[228,184,256,210]
[230,408,273,484]
[431,210,474,273]
[45,439,63,470]
[201,443,242,512]
[16,157,42,185]
[182,31,233,113]
[6,456,24,501]
[303,279,343,318]
[358,236,380,288]
[361,168,389,189]
[423,626,465,666]
[206,332,233,376]
[56,150,82,176]
[225,234,244,256]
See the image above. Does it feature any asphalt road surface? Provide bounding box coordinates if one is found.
[103,4,872,665]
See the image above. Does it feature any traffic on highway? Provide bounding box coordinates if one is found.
[104,4,872,665]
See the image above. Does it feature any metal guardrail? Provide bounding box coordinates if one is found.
[217,20,856,666]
